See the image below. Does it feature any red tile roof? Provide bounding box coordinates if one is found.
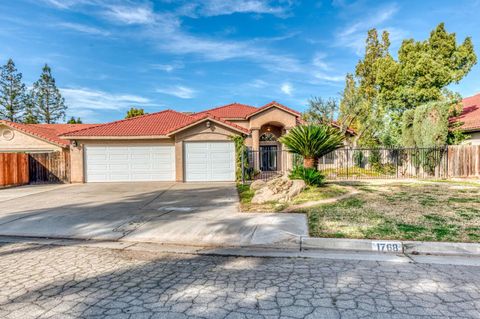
[196,101,302,119]
[63,109,249,137]
[0,120,97,147]
[453,93,480,131]
[195,103,258,119]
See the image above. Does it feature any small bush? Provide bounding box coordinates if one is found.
[289,166,325,186]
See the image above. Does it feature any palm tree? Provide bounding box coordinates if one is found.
[279,124,344,168]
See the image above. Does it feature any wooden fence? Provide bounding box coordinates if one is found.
[28,151,70,184]
[0,153,29,187]
[447,145,480,178]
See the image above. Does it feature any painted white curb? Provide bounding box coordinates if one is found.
[302,237,480,256]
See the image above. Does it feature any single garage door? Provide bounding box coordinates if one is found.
[184,142,235,182]
[85,145,175,182]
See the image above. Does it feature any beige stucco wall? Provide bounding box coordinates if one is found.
[173,120,242,181]
[0,125,62,152]
[464,131,480,145]
[248,108,297,130]
[226,119,249,129]
[70,138,175,183]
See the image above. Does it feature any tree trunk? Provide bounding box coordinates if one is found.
[303,157,317,169]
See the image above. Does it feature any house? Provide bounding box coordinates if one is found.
[0,121,97,153]
[0,121,99,183]
[453,93,480,145]
[61,101,302,183]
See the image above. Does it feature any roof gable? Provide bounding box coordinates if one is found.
[245,101,301,119]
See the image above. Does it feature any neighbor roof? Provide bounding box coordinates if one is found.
[452,93,480,132]
[62,109,249,138]
[0,120,97,147]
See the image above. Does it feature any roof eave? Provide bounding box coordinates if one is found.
[61,135,171,140]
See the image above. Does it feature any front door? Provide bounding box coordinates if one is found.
[260,145,278,171]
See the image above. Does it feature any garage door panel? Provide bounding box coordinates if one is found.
[185,142,234,182]
[85,145,175,182]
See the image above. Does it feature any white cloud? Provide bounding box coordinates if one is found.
[182,0,291,17]
[312,53,332,71]
[61,87,151,111]
[281,83,293,95]
[250,79,268,88]
[151,61,184,72]
[40,0,304,74]
[335,3,401,55]
[103,4,155,25]
[156,86,196,99]
[58,22,110,36]
[41,0,85,9]
[313,72,344,82]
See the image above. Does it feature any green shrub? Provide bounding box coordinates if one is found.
[289,166,325,186]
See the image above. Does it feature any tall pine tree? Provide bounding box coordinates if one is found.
[32,64,66,124]
[0,59,28,122]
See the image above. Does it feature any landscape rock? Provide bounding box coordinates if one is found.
[251,175,306,204]
[288,180,306,198]
[250,180,266,191]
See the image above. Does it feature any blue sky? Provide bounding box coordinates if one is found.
[0,0,479,123]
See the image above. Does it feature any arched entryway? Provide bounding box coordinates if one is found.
[258,123,284,172]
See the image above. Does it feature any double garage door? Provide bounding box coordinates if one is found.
[85,145,175,182]
[84,142,235,182]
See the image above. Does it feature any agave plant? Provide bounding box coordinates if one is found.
[279,124,344,168]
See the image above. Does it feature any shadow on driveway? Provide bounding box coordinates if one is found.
[0,182,307,247]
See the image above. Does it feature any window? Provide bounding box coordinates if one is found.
[260,132,277,141]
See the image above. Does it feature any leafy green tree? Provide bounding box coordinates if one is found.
[67,116,82,124]
[303,97,338,124]
[340,23,476,147]
[377,23,476,143]
[0,59,28,122]
[279,124,344,169]
[125,107,145,119]
[31,64,67,124]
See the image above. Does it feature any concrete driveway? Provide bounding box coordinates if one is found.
[0,182,307,247]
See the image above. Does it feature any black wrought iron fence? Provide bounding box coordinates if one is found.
[242,149,301,182]
[318,147,448,180]
[243,146,449,183]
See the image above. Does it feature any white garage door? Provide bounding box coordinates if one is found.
[85,145,175,182]
[185,142,235,182]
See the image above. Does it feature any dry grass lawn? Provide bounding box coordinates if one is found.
[304,180,480,242]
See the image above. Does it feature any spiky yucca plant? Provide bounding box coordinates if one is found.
[279,124,344,168]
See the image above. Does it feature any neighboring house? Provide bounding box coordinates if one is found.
[453,93,480,145]
[61,101,302,183]
[0,121,97,153]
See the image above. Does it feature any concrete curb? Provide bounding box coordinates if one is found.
[301,237,480,256]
